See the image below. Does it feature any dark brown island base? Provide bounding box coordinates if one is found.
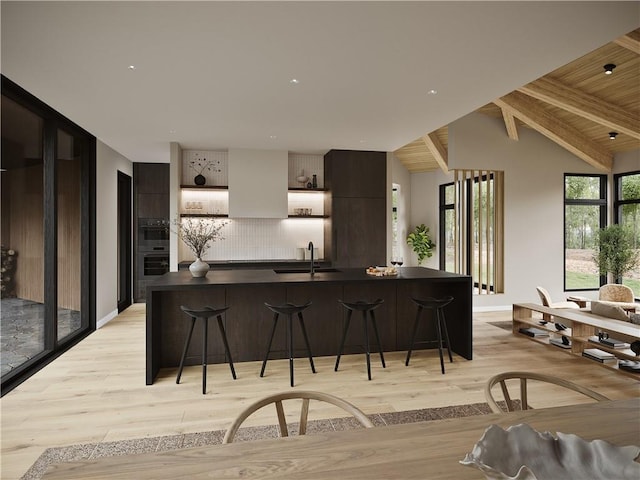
[146,267,473,384]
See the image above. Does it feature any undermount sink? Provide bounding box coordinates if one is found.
[273,268,341,274]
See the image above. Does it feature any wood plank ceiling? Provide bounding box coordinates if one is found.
[394,28,640,174]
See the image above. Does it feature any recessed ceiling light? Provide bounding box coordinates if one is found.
[427,89,438,95]
[269,135,277,139]
[609,131,618,140]
[603,63,616,75]
[128,65,136,70]
[289,78,299,85]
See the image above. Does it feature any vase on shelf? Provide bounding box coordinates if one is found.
[189,258,209,278]
[194,174,206,186]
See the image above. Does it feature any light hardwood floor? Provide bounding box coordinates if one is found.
[2,304,639,480]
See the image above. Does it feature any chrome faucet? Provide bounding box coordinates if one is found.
[308,241,315,276]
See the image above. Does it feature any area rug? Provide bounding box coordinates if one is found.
[488,320,513,332]
[21,401,500,479]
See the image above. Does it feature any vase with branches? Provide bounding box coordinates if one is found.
[189,154,222,185]
[172,217,228,277]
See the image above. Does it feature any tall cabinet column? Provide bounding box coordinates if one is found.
[324,150,386,268]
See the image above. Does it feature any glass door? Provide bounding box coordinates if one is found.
[0,95,46,377]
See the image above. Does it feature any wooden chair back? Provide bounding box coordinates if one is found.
[222,390,373,443]
[485,371,610,413]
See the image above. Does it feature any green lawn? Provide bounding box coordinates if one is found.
[566,271,640,297]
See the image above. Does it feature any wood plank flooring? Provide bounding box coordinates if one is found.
[2,304,639,480]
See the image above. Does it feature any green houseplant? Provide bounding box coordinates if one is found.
[406,224,435,265]
[593,224,639,282]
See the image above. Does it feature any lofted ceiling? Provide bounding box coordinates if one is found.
[395,28,640,174]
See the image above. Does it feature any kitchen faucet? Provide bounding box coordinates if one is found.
[308,241,315,276]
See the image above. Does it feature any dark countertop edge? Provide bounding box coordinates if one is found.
[147,267,472,291]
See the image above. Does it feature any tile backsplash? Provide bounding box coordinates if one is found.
[178,218,324,261]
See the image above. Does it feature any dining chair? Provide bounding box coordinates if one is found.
[222,390,374,443]
[484,371,610,413]
[599,283,634,303]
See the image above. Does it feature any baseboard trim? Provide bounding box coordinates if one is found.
[473,305,513,312]
[97,309,119,329]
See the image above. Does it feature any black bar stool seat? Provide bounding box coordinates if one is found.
[405,296,454,374]
[176,305,237,394]
[261,301,316,387]
[335,299,386,380]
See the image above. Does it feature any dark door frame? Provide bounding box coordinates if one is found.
[117,171,132,312]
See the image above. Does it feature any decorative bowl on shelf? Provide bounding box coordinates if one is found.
[296,175,309,185]
[460,423,640,480]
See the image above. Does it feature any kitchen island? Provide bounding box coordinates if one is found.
[146,267,472,384]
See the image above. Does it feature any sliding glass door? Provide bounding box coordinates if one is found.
[0,95,46,376]
[1,76,95,393]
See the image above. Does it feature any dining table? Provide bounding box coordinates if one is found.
[41,397,640,479]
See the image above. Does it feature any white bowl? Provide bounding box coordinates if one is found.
[296,175,309,183]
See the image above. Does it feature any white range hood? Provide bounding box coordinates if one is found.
[228,148,288,218]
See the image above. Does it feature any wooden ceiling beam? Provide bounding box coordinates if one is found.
[614,30,640,54]
[421,132,448,173]
[495,91,612,172]
[518,77,640,140]
[501,108,519,140]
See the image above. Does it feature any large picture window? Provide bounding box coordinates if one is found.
[564,174,606,291]
[614,171,640,298]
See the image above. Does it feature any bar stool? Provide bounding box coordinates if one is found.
[176,305,237,394]
[405,296,453,374]
[335,299,386,380]
[261,301,316,387]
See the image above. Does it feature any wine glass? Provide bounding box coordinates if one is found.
[390,257,398,266]
[396,256,404,267]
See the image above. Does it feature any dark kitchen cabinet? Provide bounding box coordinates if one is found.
[324,150,386,198]
[135,163,169,194]
[324,150,386,268]
[134,163,170,219]
[134,162,170,302]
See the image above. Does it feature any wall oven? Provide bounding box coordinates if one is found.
[138,218,169,248]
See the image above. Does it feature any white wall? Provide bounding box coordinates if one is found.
[410,112,624,309]
[388,152,412,265]
[95,141,133,327]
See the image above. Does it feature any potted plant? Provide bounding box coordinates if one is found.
[593,224,640,283]
[172,217,228,277]
[406,224,435,266]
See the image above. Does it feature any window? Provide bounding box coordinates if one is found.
[442,170,504,294]
[564,174,606,291]
[614,171,640,297]
[439,183,455,272]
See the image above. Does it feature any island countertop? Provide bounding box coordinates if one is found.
[146,267,472,385]
[150,266,469,289]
